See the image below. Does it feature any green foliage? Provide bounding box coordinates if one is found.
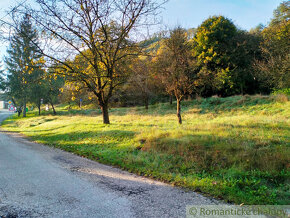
[193,16,237,65]
[254,2,290,91]
[272,88,290,96]
[270,1,290,27]
[192,16,238,96]
[229,31,262,95]
[2,95,289,205]
[4,14,44,114]
[0,62,5,91]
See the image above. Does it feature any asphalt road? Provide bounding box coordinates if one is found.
[0,110,218,218]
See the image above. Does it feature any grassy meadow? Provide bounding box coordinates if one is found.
[2,95,289,205]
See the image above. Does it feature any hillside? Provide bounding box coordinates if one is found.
[139,27,197,53]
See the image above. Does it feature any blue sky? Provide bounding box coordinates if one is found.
[0,0,283,64]
[161,0,282,30]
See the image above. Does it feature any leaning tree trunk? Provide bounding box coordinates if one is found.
[23,97,26,118]
[101,103,110,124]
[176,98,182,124]
[50,101,56,115]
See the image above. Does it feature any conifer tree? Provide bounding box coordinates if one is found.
[4,14,44,117]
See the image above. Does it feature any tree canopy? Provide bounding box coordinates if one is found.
[154,27,197,124]
[192,16,238,96]
[254,1,290,90]
[3,14,44,117]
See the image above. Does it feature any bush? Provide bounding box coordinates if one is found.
[272,88,290,96]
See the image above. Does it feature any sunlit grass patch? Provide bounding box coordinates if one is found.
[2,95,289,204]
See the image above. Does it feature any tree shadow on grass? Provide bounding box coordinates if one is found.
[28,127,289,173]
[16,125,288,205]
[220,123,290,132]
[20,125,70,133]
[31,129,136,148]
[140,132,289,174]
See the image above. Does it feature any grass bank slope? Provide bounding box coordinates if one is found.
[2,95,289,204]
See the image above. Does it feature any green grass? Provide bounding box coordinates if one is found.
[2,94,289,205]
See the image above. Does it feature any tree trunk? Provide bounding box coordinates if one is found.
[23,98,26,118]
[38,105,41,115]
[18,108,21,117]
[50,101,56,115]
[145,95,149,110]
[241,84,244,95]
[177,98,182,124]
[170,95,173,105]
[101,103,110,124]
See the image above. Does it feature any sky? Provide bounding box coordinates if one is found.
[161,0,282,30]
[0,0,283,66]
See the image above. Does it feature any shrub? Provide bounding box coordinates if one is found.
[272,88,290,96]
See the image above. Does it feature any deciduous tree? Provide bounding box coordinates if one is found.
[128,57,154,109]
[154,27,196,124]
[14,0,167,124]
[192,16,238,96]
[254,1,290,90]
